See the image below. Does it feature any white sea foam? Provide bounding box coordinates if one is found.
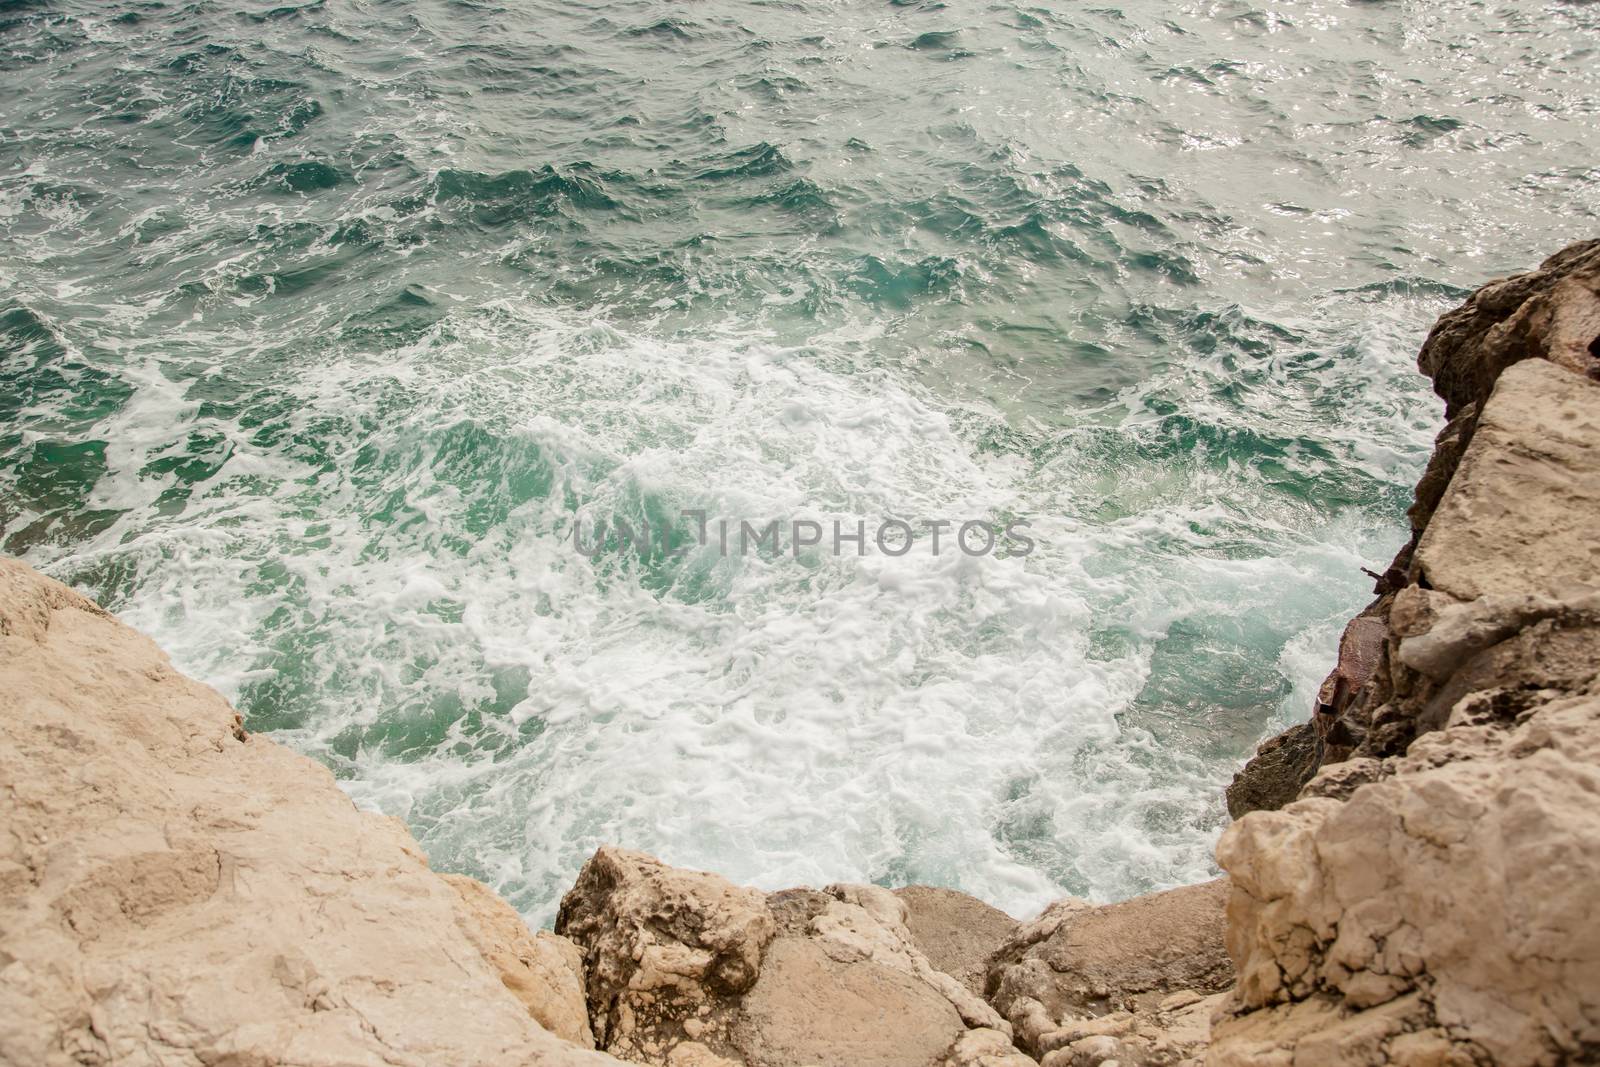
[9,0,1533,926]
[25,293,1431,926]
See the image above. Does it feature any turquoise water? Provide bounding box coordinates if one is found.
[2,0,1596,923]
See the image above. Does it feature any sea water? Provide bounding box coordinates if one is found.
[2,0,1596,924]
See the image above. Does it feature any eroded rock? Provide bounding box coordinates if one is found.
[556,849,1026,1067]
[1214,239,1600,1066]
[1413,359,1600,602]
[1033,991,1223,1067]
[0,558,619,1067]
[1418,238,1600,420]
[1225,722,1318,819]
[1214,689,1600,1066]
[894,885,1019,996]
[1231,238,1600,809]
[986,880,1232,1062]
[443,872,597,1048]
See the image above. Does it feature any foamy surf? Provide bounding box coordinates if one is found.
[4,0,1594,927]
[14,298,1420,924]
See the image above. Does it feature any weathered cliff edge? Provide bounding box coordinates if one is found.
[1229,238,1600,815]
[0,557,611,1067]
[1216,238,1600,1065]
[4,241,1598,1067]
[0,558,1054,1066]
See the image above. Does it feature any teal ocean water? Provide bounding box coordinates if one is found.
[3,0,1597,923]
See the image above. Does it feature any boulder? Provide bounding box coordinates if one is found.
[554,846,777,1062]
[1033,991,1223,1067]
[985,880,1232,1062]
[894,885,1019,996]
[0,558,618,1067]
[556,848,1028,1067]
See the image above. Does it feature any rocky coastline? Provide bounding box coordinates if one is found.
[3,241,1597,1066]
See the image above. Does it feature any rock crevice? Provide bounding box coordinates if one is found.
[1214,239,1600,1066]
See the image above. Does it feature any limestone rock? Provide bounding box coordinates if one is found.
[1224,722,1318,819]
[985,880,1232,1059]
[732,932,963,1067]
[1417,237,1600,419]
[1213,690,1600,1066]
[1212,242,1600,1064]
[1355,356,1600,760]
[1310,615,1389,764]
[0,557,619,1067]
[443,872,597,1048]
[556,849,1028,1067]
[940,1027,1038,1067]
[555,846,777,1062]
[894,885,1019,996]
[1230,238,1600,810]
[1413,359,1600,602]
[1033,991,1223,1067]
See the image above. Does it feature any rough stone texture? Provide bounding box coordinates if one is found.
[732,933,964,1067]
[442,872,597,1049]
[0,557,618,1067]
[554,846,778,1063]
[1033,991,1224,1067]
[941,1027,1039,1067]
[1232,238,1600,805]
[1418,237,1600,420]
[894,885,1018,996]
[985,880,1231,1063]
[1212,240,1600,1066]
[1213,689,1600,1066]
[1413,358,1600,602]
[1224,723,1318,820]
[1350,357,1600,762]
[556,848,1026,1067]
[1311,615,1389,764]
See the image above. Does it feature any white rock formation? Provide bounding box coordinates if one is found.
[555,847,1033,1067]
[985,880,1232,1066]
[0,558,618,1067]
[1211,251,1600,1066]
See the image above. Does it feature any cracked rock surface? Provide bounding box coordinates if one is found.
[0,558,618,1067]
[1229,238,1600,801]
[985,880,1233,1066]
[1212,238,1600,1066]
[556,847,1032,1067]
[1213,687,1600,1066]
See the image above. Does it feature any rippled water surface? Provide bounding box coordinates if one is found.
[3,0,1597,922]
